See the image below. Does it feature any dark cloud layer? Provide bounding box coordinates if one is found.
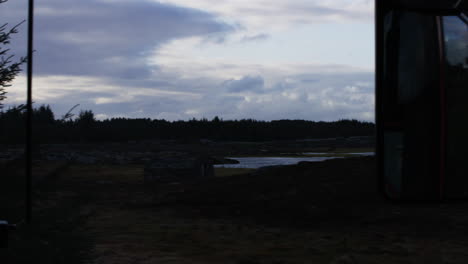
[1,0,234,78]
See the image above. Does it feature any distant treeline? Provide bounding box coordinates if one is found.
[0,105,375,143]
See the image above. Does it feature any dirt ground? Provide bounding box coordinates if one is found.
[4,157,468,264]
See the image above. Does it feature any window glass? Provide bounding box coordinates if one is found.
[383,132,403,198]
[397,13,438,104]
[382,11,440,199]
[444,16,468,68]
[444,15,468,198]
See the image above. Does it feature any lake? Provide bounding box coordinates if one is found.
[214,156,342,169]
[214,152,375,169]
[303,152,375,156]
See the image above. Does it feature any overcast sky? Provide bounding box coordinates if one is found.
[1,0,374,121]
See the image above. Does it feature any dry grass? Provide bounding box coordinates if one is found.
[71,161,468,264]
[5,159,468,264]
[214,168,255,177]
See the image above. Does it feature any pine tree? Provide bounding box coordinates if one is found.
[0,0,26,109]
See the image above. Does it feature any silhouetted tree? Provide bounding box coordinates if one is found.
[60,104,80,122]
[75,110,96,141]
[76,110,96,125]
[34,105,54,124]
[0,104,27,142]
[0,1,26,109]
[0,104,375,143]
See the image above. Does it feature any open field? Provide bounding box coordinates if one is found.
[3,155,468,263]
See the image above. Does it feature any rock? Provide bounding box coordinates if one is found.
[144,154,214,183]
[212,157,240,165]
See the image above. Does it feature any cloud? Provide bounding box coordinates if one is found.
[219,71,375,121]
[222,75,265,93]
[6,68,375,122]
[241,33,269,42]
[1,0,376,122]
[156,0,373,31]
[1,0,235,79]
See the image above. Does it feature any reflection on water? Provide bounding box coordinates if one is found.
[214,157,342,169]
[347,152,375,156]
[215,152,375,169]
[303,152,375,156]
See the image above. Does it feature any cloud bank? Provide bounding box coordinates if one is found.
[1,0,375,122]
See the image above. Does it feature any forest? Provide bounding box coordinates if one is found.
[0,104,375,143]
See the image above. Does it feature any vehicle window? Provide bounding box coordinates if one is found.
[381,11,441,199]
[397,12,438,104]
[444,15,468,197]
[444,16,468,68]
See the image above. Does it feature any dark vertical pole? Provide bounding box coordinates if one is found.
[435,16,446,200]
[375,0,385,198]
[26,0,34,224]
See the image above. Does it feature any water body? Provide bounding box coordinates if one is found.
[303,152,375,156]
[214,157,342,169]
[347,152,375,156]
[215,152,375,169]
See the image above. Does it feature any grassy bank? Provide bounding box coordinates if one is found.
[0,161,93,263]
[3,156,468,263]
[224,147,375,158]
[214,167,255,177]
